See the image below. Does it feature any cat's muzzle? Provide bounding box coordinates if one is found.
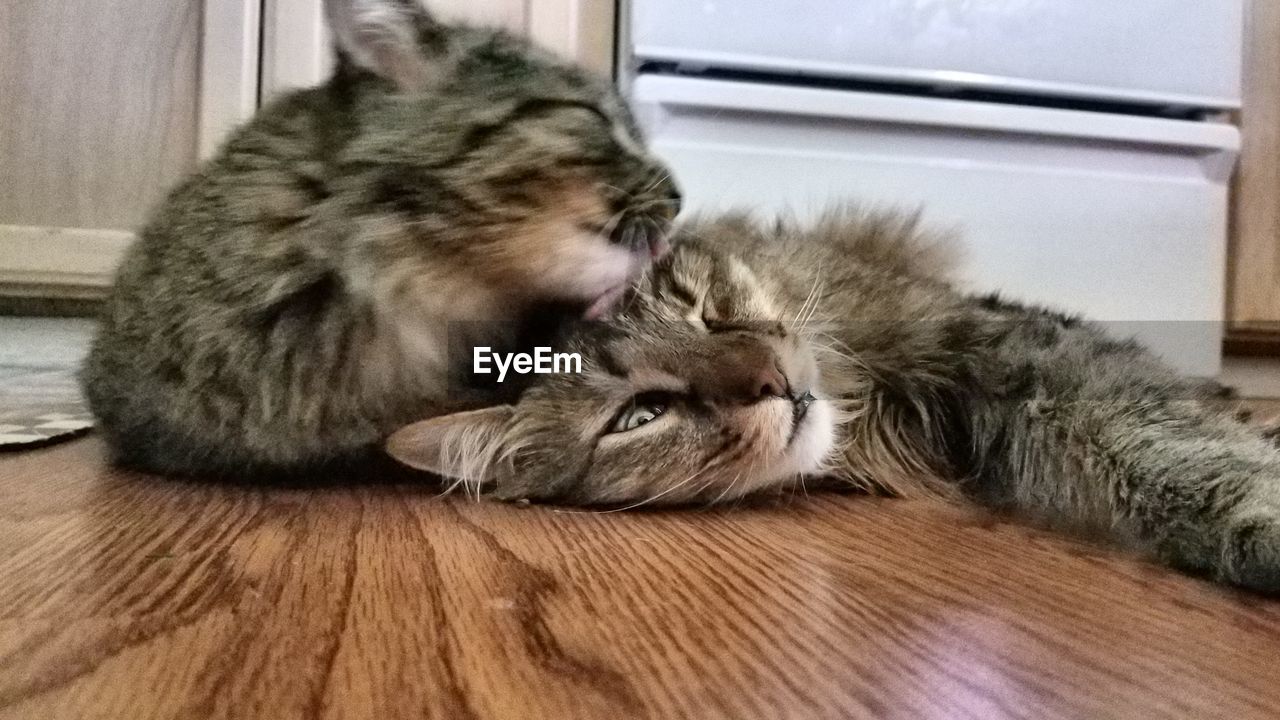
[609,214,674,259]
[610,184,681,259]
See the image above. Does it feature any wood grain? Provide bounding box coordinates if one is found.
[1228,0,1280,331]
[1,438,1279,719]
[528,0,618,76]
[429,0,528,34]
[0,0,200,231]
[0,0,202,301]
[198,0,261,159]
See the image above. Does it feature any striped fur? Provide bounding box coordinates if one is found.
[394,205,1280,593]
[81,0,678,477]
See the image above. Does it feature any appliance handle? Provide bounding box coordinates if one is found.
[633,75,1240,152]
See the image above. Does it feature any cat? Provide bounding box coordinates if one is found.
[387,206,1280,594]
[81,0,679,478]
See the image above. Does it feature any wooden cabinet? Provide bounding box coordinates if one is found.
[0,0,258,300]
[1227,0,1280,349]
[0,0,614,301]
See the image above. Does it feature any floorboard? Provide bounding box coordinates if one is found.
[1,438,1279,719]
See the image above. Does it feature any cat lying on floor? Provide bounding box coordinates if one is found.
[387,206,1280,594]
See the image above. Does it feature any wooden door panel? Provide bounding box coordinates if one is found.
[0,0,258,299]
[0,0,201,231]
[1228,0,1280,340]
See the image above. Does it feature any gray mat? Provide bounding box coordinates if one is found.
[0,318,96,450]
[0,367,92,449]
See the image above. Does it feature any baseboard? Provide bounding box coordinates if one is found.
[1221,355,1280,399]
[0,225,131,301]
[1224,327,1280,356]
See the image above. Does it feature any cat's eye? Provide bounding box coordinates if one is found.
[702,315,731,332]
[698,298,746,333]
[609,400,668,433]
[702,316,749,334]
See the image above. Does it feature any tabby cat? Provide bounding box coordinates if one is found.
[388,207,1280,593]
[82,0,678,476]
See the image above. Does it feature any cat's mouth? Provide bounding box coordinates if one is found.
[580,215,673,258]
[786,390,817,447]
[584,283,631,320]
[769,391,835,484]
[581,218,674,319]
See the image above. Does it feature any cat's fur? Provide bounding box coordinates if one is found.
[81,0,678,477]
[389,206,1280,593]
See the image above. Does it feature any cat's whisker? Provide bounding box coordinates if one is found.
[628,198,682,218]
[640,198,682,208]
[790,279,828,339]
[595,465,713,513]
[596,207,629,239]
[810,332,879,381]
[794,294,817,334]
[711,472,742,505]
[436,475,467,499]
[798,281,826,332]
[551,467,712,514]
[692,473,724,508]
[798,472,810,500]
[791,269,824,331]
[616,285,643,315]
[639,168,671,196]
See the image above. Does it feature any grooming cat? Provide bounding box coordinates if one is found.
[388,207,1280,593]
[81,0,679,477]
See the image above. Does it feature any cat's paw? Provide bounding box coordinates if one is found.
[1220,517,1280,594]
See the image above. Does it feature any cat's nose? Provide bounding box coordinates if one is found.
[720,358,787,402]
[753,363,788,400]
[693,334,790,403]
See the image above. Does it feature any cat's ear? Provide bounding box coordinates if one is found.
[384,405,514,481]
[324,0,443,92]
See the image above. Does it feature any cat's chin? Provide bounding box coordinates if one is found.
[542,233,651,319]
[575,230,674,320]
[583,282,630,320]
[741,398,837,498]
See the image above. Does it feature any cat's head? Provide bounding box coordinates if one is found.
[325,0,678,314]
[386,238,839,506]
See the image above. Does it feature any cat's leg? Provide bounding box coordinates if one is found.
[984,398,1280,593]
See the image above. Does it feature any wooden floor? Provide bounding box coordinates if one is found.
[2,439,1280,720]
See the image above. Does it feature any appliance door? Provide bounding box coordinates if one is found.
[633,75,1239,376]
[631,0,1243,110]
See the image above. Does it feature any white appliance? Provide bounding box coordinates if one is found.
[624,1,1244,376]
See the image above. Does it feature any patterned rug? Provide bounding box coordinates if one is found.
[0,367,93,450]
